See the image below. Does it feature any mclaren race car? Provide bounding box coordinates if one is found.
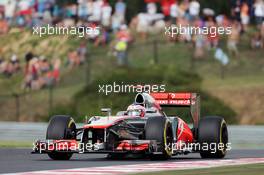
[32,92,229,160]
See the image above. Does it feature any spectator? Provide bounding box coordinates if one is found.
[206,17,219,49]
[0,54,20,78]
[86,0,94,19]
[170,1,180,24]
[70,3,78,18]
[51,58,61,83]
[114,40,128,66]
[67,50,80,68]
[22,53,62,90]
[251,31,263,48]
[161,0,174,21]
[10,54,20,73]
[241,2,250,31]
[216,14,231,28]
[193,33,206,59]
[25,52,34,63]
[101,1,112,27]
[189,0,200,21]
[115,0,126,21]
[25,57,39,90]
[202,8,215,17]
[136,13,149,40]
[112,24,132,66]
[112,12,124,32]
[147,3,157,15]
[37,0,46,15]
[39,56,50,74]
[232,0,241,22]
[227,20,241,57]
[23,52,31,89]
[4,0,16,24]
[0,5,4,18]
[94,27,110,47]
[2,60,13,77]
[179,0,189,17]
[192,18,206,58]
[78,0,89,20]
[18,0,31,13]
[111,0,126,32]
[261,22,264,39]
[89,0,103,23]
[77,41,87,64]
[177,17,191,42]
[116,25,133,43]
[43,9,52,24]
[0,14,9,35]
[0,58,4,74]
[254,0,264,27]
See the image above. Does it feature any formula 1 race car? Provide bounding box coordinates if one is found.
[32,92,229,160]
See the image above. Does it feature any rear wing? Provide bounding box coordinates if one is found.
[150,93,197,107]
[150,92,200,137]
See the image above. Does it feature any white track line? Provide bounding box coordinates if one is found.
[5,158,264,175]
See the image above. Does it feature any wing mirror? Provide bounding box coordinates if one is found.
[146,108,156,113]
[101,108,111,116]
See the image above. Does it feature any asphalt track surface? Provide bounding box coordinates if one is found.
[0,149,264,174]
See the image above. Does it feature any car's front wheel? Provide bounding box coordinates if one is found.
[46,115,76,160]
[145,117,173,160]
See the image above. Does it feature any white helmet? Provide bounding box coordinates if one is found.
[126,104,146,117]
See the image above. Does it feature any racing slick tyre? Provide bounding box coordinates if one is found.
[46,115,76,160]
[145,117,173,160]
[198,116,228,159]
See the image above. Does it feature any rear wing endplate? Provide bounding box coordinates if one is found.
[150,92,200,138]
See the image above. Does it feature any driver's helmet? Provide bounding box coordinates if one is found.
[126,104,146,117]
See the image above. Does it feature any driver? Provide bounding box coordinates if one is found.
[126,104,146,117]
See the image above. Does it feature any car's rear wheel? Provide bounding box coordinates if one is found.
[46,115,76,160]
[145,117,173,160]
[198,116,228,158]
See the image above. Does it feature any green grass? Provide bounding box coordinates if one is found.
[135,163,264,175]
[202,74,264,90]
[0,141,33,148]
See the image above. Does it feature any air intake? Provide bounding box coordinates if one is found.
[135,93,145,105]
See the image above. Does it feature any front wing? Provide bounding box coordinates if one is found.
[32,139,160,154]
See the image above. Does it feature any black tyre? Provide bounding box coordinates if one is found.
[198,116,228,159]
[46,115,76,160]
[145,117,173,160]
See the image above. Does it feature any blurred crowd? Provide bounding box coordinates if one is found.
[0,0,264,90]
[0,53,20,77]
[0,43,89,90]
[23,53,61,90]
[134,0,264,60]
[0,0,126,32]
[0,0,127,90]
